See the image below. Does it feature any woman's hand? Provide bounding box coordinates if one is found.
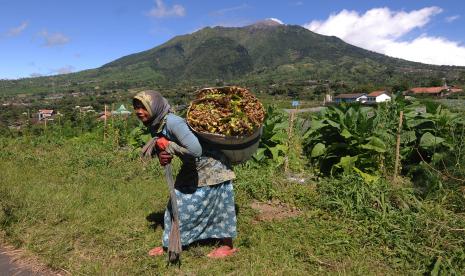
[158,150,173,166]
[155,137,170,151]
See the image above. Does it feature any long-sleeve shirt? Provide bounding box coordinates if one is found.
[153,113,236,187]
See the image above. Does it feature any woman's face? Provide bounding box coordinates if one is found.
[133,100,151,123]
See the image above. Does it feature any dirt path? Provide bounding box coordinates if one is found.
[283,106,325,113]
[0,246,53,276]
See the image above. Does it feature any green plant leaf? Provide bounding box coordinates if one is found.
[253,147,266,161]
[270,132,288,143]
[406,118,433,128]
[340,128,352,139]
[273,122,288,132]
[311,143,326,157]
[431,152,446,165]
[419,132,445,148]
[310,120,328,131]
[324,119,340,129]
[353,167,379,183]
[400,130,416,144]
[268,144,287,160]
[335,155,358,174]
[360,137,386,153]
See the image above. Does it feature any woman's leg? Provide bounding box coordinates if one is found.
[207,238,238,258]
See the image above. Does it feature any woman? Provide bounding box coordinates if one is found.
[133,90,238,259]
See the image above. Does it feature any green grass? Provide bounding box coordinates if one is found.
[1,134,464,274]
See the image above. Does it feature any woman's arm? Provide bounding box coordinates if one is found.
[164,115,202,158]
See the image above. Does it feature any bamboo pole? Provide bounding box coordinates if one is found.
[393,111,404,181]
[284,109,296,173]
[104,104,107,141]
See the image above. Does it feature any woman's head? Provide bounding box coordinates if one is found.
[133,99,151,124]
[133,90,171,126]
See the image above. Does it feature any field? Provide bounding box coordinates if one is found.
[1,98,465,275]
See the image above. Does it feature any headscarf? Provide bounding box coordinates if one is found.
[133,90,171,129]
[133,90,171,158]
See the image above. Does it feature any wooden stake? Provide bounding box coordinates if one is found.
[284,109,296,173]
[393,111,404,181]
[111,103,114,126]
[104,104,107,141]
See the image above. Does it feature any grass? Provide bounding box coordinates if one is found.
[1,134,465,274]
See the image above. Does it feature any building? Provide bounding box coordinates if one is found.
[112,104,131,116]
[409,86,447,97]
[366,91,391,103]
[450,86,463,93]
[38,109,55,121]
[97,111,112,121]
[333,93,367,103]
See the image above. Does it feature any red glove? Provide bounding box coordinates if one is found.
[155,137,170,151]
[158,151,173,166]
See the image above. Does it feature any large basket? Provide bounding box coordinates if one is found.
[189,124,263,165]
[186,86,264,164]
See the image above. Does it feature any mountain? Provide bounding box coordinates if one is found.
[2,19,465,95]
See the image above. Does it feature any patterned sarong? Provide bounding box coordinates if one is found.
[162,180,237,247]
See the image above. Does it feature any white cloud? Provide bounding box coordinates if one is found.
[7,21,29,37]
[304,7,465,66]
[147,0,185,18]
[268,18,284,24]
[39,30,70,47]
[445,15,460,23]
[30,73,44,77]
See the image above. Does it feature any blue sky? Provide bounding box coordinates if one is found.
[1,0,464,79]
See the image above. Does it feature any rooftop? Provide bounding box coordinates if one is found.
[367,90,388,97]
[334,93,366,99]
[410,87,446,94]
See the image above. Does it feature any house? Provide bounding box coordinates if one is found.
[366,91,391,103]
[333,93,367,103]
[97,111,112,121]
[409,86,447,97]
[38,109,55,121]
[112,104,131,116]
[450,86,463,93]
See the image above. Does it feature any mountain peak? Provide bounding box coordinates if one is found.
[248,18,283,28]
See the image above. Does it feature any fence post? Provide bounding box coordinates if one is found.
[284,109,296,173]
[393,111,404,181]
[104,104,107,141]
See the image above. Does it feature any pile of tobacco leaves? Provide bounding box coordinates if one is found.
[187,86,265,136]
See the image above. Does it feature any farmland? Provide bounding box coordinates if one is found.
[1,94,464,274]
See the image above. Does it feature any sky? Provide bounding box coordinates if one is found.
[1,0,465,79]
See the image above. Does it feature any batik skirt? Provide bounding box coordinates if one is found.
[162,180,237,247]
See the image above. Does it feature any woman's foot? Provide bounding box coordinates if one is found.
[148,246,164,256]
[207,245,238,259]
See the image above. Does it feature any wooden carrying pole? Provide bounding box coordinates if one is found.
[164,163,182,265]
[393,111,404,181]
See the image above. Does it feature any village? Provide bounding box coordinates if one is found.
[2,81,463,132]
[329,83,463,104]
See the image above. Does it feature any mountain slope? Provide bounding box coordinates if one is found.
[2,20,465,95]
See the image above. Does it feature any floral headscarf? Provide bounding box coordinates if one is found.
[134,90,172,158]
[133,90,171,130]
